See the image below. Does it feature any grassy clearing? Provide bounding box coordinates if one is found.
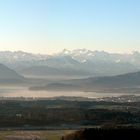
[0,130,75,140]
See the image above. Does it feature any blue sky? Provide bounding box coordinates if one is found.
[0,0,140,54]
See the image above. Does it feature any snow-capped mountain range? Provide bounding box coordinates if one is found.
[60,49,140,65]
[0,49,140,77]
[0,51,49,63]
[0,49,140,65]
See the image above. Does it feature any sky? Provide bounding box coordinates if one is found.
[0,0,140,54]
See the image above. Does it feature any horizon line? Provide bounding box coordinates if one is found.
[0,49,139,55]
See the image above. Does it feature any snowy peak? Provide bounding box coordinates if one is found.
[61,49,71,55]
[59,49,112,63]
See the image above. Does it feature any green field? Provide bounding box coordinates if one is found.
[0,130,75,140]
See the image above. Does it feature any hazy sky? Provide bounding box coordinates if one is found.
[0,0,140,54]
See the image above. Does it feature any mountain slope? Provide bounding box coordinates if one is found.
[0,63,24,83]
[20,65,90,77]
[66,71,140,92]
[31,71,140,92]
[83,72,140,88]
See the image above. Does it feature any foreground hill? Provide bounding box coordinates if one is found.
[62,128,140,140]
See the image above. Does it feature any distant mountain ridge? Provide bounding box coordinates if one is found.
[0,50,140,77]
[0,51,48,62]
[60,49,140,65]
[1,49,140,65]
[1,50,140,92]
